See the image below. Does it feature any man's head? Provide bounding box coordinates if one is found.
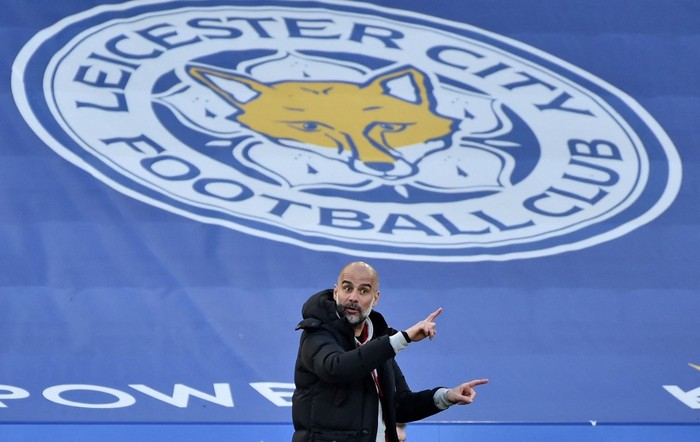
[333,262,380,331]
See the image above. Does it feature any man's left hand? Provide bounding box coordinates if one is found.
[446,379,489,405]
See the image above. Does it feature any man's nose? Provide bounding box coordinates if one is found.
[346,289,359,302]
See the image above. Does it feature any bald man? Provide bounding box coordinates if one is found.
[292,262,488,442]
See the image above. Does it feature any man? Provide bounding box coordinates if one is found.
[292,261,488,442]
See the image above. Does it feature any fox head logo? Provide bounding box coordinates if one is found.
[187,65,458,179]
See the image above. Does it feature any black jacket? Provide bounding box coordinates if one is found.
[292,289,442,442]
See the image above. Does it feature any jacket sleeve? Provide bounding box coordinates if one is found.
[300,327,397,383]
[392,360,443,423]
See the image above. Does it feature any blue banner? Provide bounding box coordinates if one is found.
[1,0,698,425]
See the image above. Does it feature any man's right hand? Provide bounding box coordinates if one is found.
[405,307,442,342]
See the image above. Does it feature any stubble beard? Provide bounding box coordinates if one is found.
[338,302,371,326]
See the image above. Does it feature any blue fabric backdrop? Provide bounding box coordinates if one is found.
[1,0,699,428]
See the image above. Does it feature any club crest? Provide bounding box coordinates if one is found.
[12,0,681,261]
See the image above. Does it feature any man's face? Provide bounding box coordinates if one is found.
[333,263,380,327]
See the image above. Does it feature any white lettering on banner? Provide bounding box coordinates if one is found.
[0,385,30,407]
[129,383,234,408]
[250,382,295,407]
[43,384,137,409]
[0,382,292,409]
[663,385,700,409]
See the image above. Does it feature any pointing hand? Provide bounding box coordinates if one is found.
[405,307,442,342]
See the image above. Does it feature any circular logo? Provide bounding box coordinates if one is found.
[13,0,681,261]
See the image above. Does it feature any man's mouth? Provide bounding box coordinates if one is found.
[344,305,360,315]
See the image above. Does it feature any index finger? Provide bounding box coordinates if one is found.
[466,379,490,388]
[426,307,443,321]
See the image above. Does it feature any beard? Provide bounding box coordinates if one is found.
[337,301,371,326]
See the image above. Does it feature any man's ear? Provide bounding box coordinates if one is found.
[333,285,338,302]
[373,290,380,307]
